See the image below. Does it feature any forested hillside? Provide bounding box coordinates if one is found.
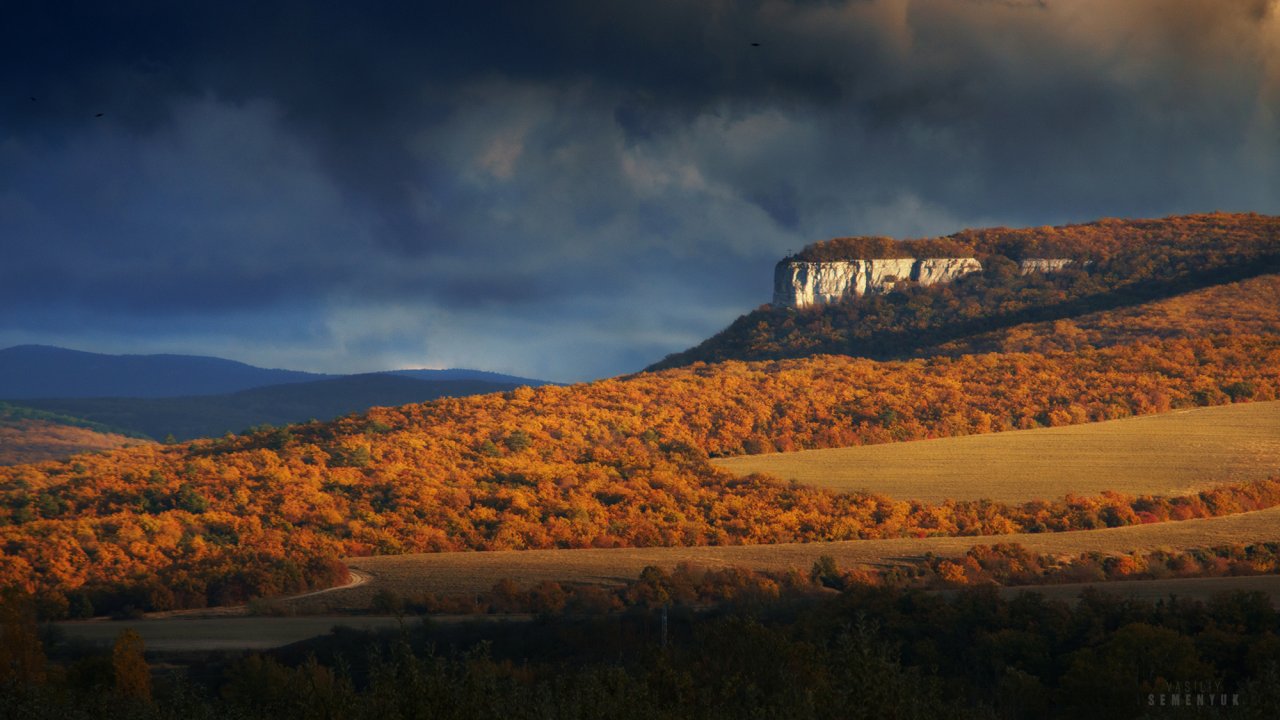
[925,273,1280,356]
[4,213,1280,619]
[3,332,1278,616]
[651,213,1280,369]
[789,212,1280,261]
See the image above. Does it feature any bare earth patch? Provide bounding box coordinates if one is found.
[712,401,1280,504]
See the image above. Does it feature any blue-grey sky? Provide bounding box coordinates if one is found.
[3,0,1278,381]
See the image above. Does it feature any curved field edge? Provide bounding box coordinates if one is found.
[712,400,1280,504]
[298,505,1280,608]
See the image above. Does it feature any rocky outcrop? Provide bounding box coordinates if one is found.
[773,257,982,308]
[913,257,984,285]
[1018,258,1073,274]
[772,262,864,308]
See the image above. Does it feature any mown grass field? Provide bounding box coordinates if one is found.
[712,400,1280,503]
[277,505,1280,612]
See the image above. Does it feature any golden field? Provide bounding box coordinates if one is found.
[712,400,1280,503]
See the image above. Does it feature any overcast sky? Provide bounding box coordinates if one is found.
[2,1,1278,381]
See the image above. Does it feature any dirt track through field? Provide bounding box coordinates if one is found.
[712,401,1280,503]
[55,574,1280,652]
[286,505,1280,610]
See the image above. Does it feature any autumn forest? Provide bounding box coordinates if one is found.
[3,213,1280,719]
[0,213,1277,622]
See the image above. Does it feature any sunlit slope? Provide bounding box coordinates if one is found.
[0,403,152,465]
[0,419,151,465]
[713,401,1280,504]
[927,272,1280,356]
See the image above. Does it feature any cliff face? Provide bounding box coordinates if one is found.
[771,262,862,308]
[1018,258,1074,274]
[914,257,984,285]
[773,256,1075,308]
[773,258,981,308]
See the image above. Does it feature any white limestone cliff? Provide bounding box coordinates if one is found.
[773,257,983,308]
[772,262,860,307]
[857,258,918,294]
[1017,258,1073,274]
[913,257,984,285]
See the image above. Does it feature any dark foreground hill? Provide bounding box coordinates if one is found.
[15,373,526,441]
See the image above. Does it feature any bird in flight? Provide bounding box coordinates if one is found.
[750,42,760,47]
[95,113,104,118]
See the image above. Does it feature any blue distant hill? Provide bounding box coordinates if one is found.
[389,368,551,387]
[0,345,553,442]
[0,345,550,399]
[17,374,528,441]
[0,345,328,398]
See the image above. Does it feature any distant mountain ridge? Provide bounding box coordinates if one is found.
[0,345,551,443]
[17,373,528,441]
[0,345,547,399]
[391,368,549,387]
[0,345,327,398]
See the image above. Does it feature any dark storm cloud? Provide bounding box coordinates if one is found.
[2,0,1278,379]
